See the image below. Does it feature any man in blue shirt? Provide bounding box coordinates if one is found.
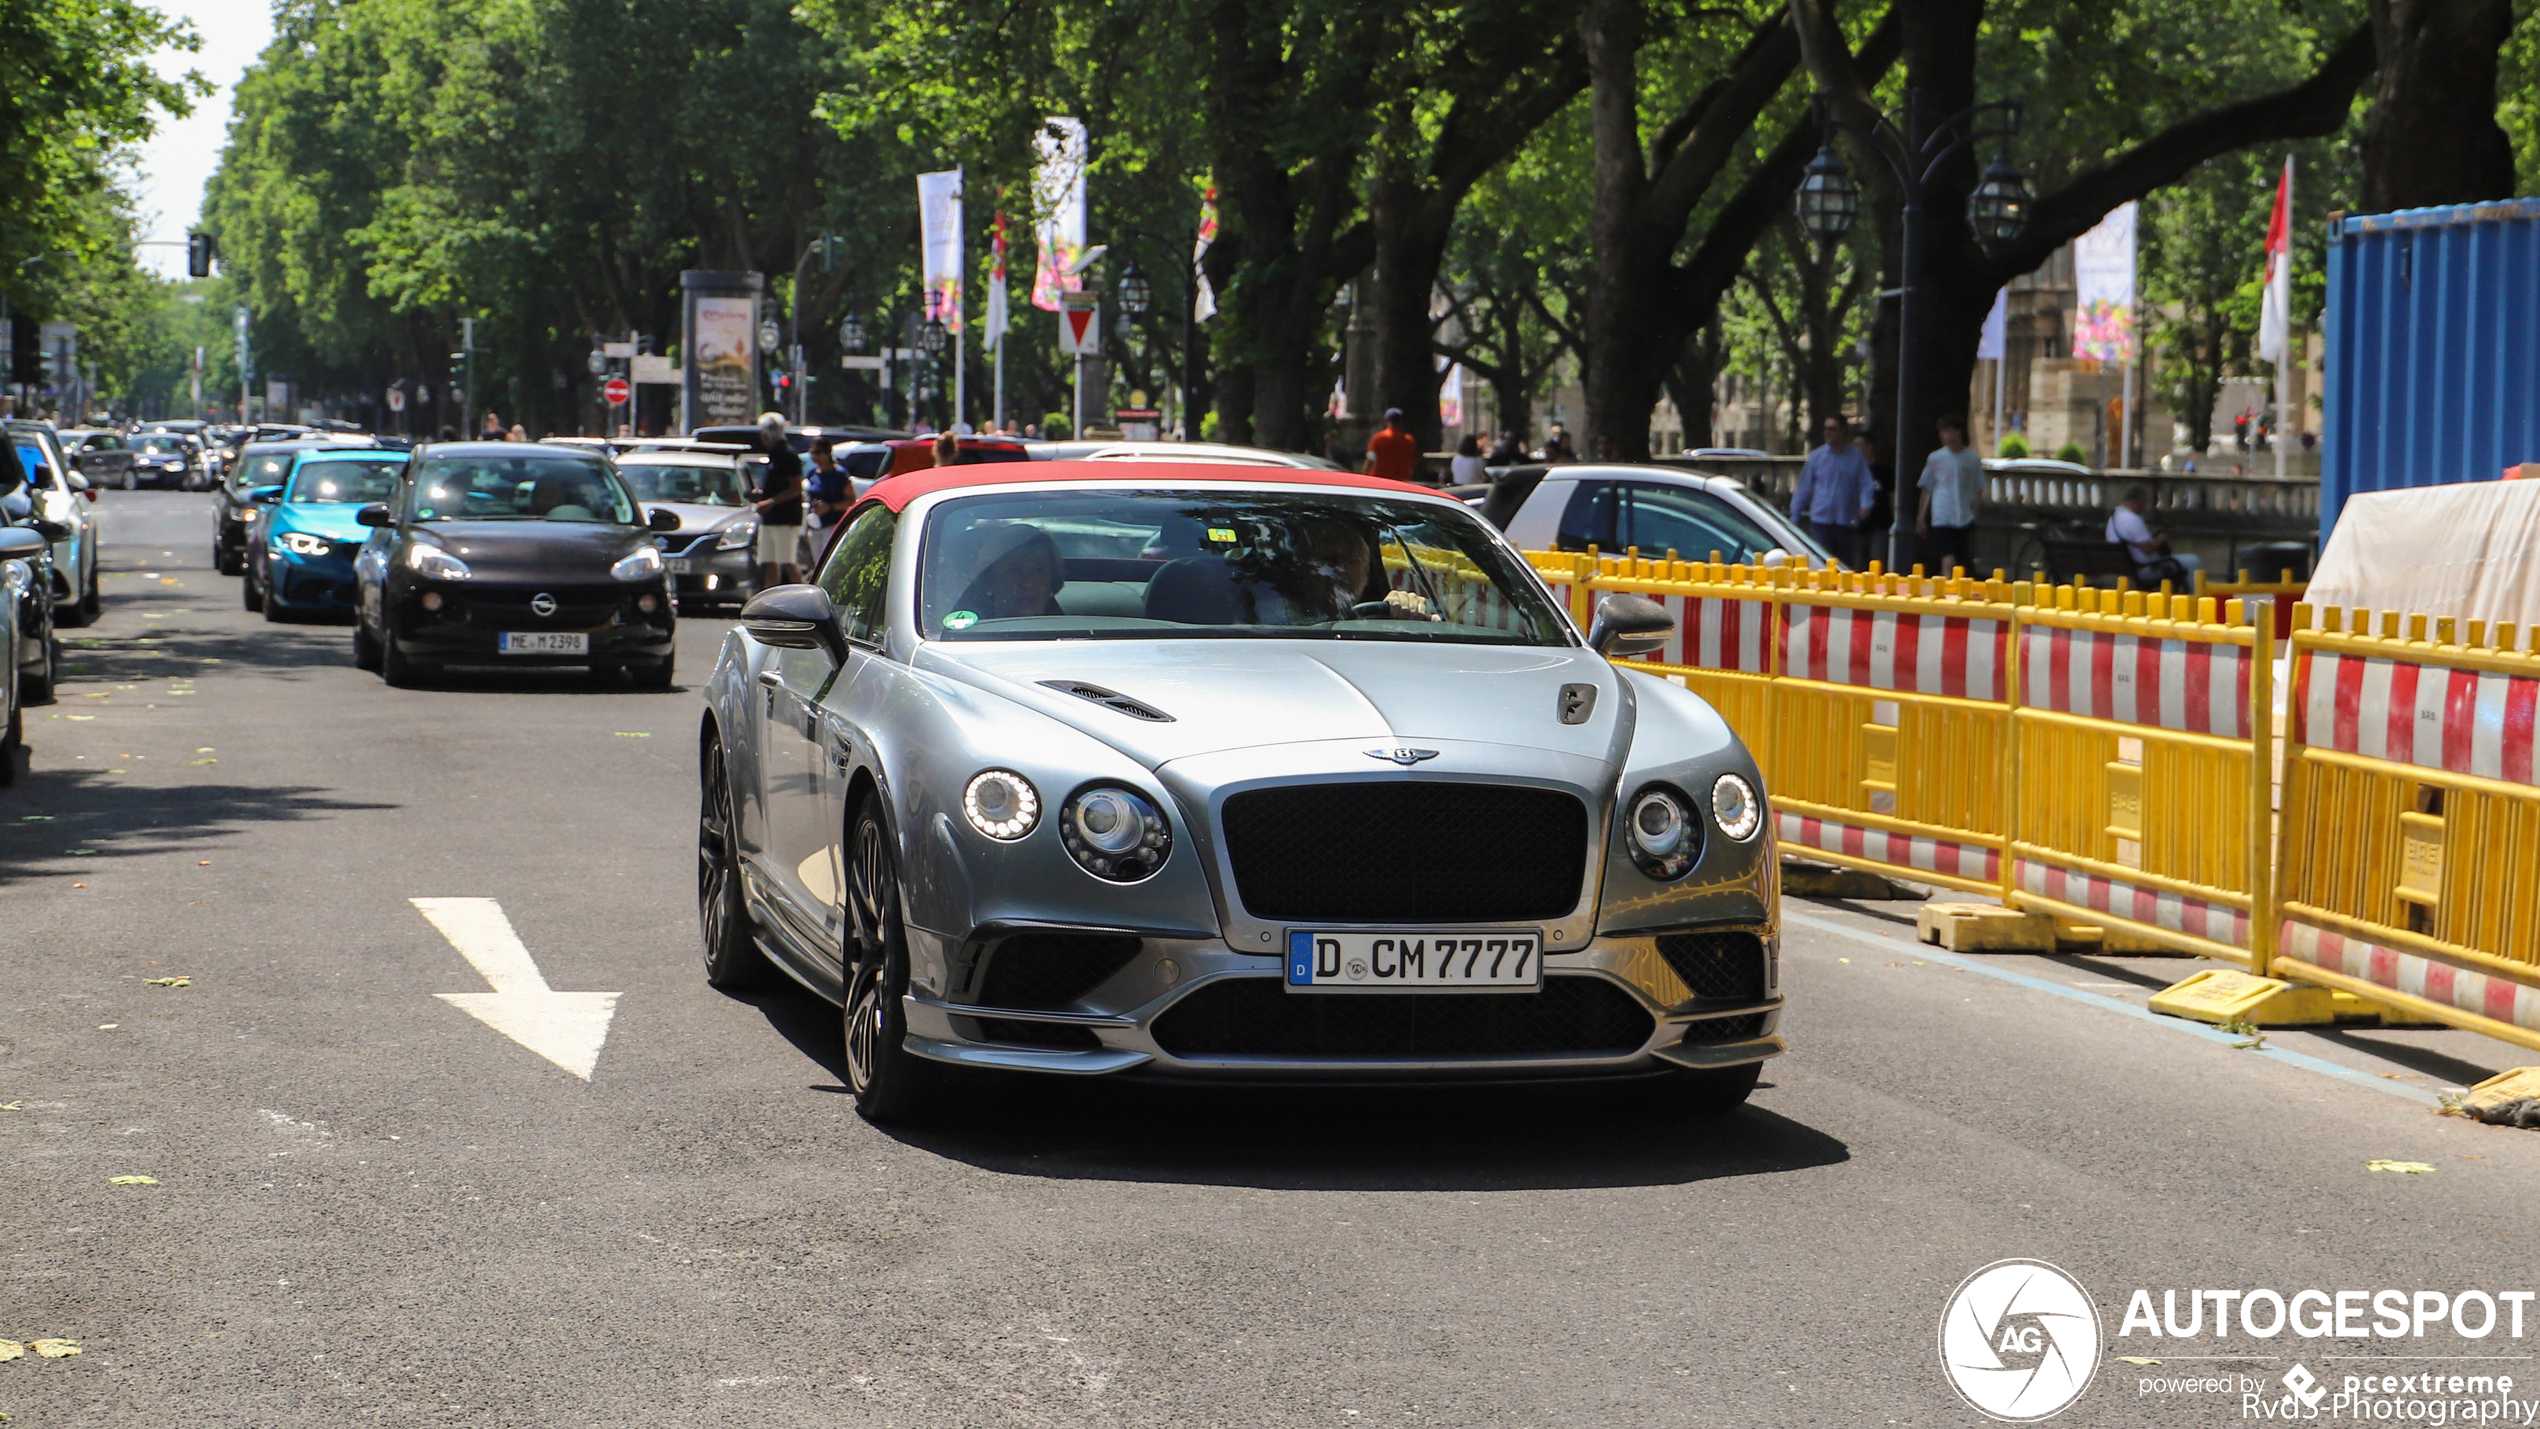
[1790,416,1876,569]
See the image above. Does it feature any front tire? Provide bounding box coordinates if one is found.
[631,654,674,690]
[353,617,382,671]
[242,566,264,613]
[380,629,427,687]
[843,794,945,1124]
[698,733,765,991]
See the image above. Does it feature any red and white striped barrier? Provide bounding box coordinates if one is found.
[2296,650,2540,785]
[2016,859,2251,949]
[1620,593,1777,675]
[1779,810,2000,883]
[1782,603,2007,700]
[2280,921,2540,1035]
[2020,624,2252,739]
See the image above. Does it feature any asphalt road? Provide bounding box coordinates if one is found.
[4,490,2537,1428]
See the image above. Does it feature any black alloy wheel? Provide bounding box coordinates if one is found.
[842,794,944,1123]
[23,635,54,706]
[379,624,426,687]
[697,733,765,990]
[352,616,382,671]
[241,563,264,612]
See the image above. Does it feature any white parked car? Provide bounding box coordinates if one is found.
[1479,464,1834,569]
[4,422,99,625]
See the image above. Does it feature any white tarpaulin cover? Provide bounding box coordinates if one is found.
[2307,479,2540,628]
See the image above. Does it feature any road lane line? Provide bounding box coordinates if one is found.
[1784,910,2444,1106]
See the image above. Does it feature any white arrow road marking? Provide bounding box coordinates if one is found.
[414,897,619,1081]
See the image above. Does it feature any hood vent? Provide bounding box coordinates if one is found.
[1038,679,1175,723]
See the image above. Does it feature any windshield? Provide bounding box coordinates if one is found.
[406,454,636,523]
[287,457,404,504]
[618,461,747,506]
[231,449,299,490]
[138,436,191,455]
[919,489,1568,645]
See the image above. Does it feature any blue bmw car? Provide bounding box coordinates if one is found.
[246,448,409,619]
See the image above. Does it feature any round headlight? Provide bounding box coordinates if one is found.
[1060,785,1171,882]
[962,770,1040,841]
[1625,786,1700,880]
[1712,773,1762,842]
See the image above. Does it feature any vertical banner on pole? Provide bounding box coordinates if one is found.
[1192,183,1219,324]
[2072,202,2137,468]
[1978,287,2008,452]
[1031,118,1088,313]
[918,168,965,429]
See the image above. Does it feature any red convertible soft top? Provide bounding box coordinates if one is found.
[856,459,1436,514]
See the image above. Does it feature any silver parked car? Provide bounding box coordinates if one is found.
[699,461,1782,1122]
[615,446,766,609]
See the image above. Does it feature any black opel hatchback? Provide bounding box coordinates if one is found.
[352,443,680,687]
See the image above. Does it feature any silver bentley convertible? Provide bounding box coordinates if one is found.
[697,461,1781,1121]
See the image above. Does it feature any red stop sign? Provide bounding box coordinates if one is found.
[602,376,631,406]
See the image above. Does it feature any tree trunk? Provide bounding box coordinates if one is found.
[1579,0,1661,461]
[2364,0,2514,210]
[1369,175,1458,455]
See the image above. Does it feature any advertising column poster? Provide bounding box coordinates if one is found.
[680,270,765,433]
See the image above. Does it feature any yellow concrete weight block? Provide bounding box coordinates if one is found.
[1916,901,2059,952]
[2149,968,2389,1027]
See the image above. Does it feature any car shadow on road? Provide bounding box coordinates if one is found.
[0,769,395,880]
[748,983,1848,1191]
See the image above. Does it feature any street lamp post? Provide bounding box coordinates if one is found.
[1795,87,2028,573]
[917,312,949,431]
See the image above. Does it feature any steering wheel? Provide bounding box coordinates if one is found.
[1348,600,1395,619]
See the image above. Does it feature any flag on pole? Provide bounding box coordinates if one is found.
[1192,183,1219,324]
[985,210,1009,353]
[2257,157,2294,364]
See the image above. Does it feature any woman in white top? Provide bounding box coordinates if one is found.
[1448,434,1487,485]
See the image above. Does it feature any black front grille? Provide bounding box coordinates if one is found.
[1221,782,1587,921]
[1655,931,1767,1001]
[975,934,1142,1008]
[950,1015,1103,1051]
[1151,976,1652,1059]
[1677,1012,1766,1042]
[454,585,626,629]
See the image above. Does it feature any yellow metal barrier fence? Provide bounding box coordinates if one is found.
[2008,585,2274,966]
[1528,550,2279,962]
[2270,606,2540,1052]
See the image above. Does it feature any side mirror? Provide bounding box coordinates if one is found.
[64,471,89,493]
[1587,592,1674,658]
[355,503,394,528]
[250,486,284,504]
[646,506,682,532]
[0,528,47,559]
[739,583,848,663]
[29,519,68,542]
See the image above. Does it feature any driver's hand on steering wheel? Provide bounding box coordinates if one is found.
[1383,589,1439,620]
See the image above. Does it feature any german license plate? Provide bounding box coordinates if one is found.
[664,557,693,575]
[497,631,588,655]
[1285,930,1542,992]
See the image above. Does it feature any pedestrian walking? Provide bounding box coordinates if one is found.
[1856,432,1893,550]
[1363,408,1420,483]
[1789,417,1876,569]
[1489,429,1528,465]
[1449,434,1487,485]
[480,411,504,440]
[1542,423,1575,464]
[1916,415,1985,576]
[751,411,804,589]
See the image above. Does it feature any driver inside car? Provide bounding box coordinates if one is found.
[944,523,1064,622]
[1288,516,1434,624]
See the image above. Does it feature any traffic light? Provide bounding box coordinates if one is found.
[186,232,215,278]
[448,351,468,392]
[8,317,35,385]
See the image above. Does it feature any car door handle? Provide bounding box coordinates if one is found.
[756,669,784,690]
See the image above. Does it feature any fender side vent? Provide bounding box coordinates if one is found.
[1038,679,1174,722]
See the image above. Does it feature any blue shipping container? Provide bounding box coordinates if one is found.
[2323,198,2540,537]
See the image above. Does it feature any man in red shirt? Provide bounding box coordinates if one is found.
[1363,408,1421,483]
